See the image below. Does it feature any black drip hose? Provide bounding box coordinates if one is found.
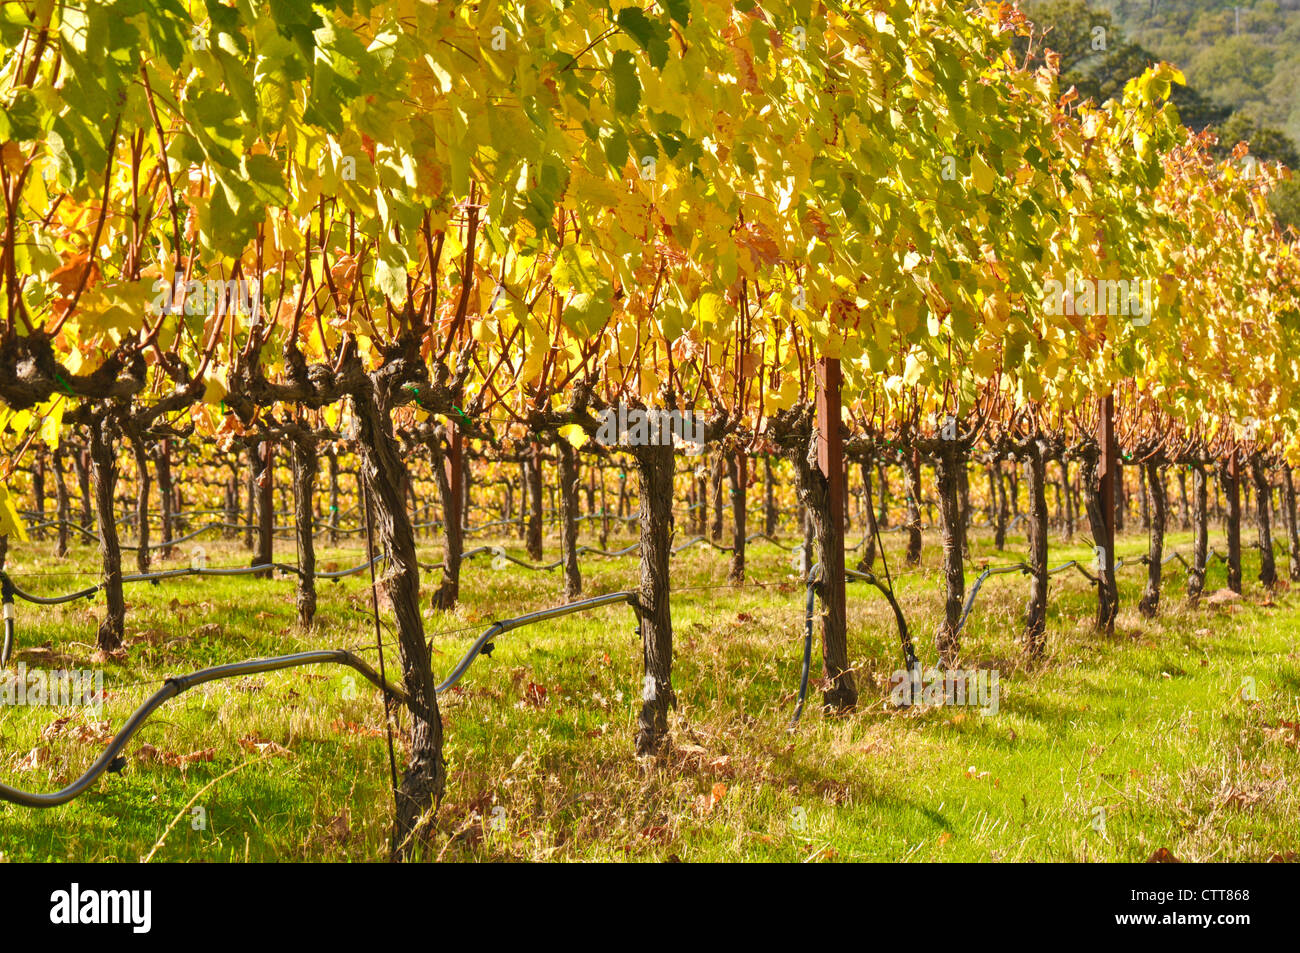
[0,591,639,809]
[0,650,408,808]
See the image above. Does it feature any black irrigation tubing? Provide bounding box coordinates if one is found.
[792,563,920,727]
[23,520,102,542]
[952,558,1101,639]
[792,541,1213,726]
[791,563,820,726]
[434,590,638,693]
[0,556,387,666]
[22,511,648,548]
[0,650,409,809]
[0,592,639,810]
[954,561,1033,638]
[845,567,920,681]
[419,533,798,574]
[949,546,1214,645]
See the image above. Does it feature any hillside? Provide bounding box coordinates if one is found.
[1101,0,1300,145]
[1025,0,1300,225]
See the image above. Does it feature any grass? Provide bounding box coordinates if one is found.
[1,514,1298,862]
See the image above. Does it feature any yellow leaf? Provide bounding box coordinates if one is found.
[971,152,995,193]
[0,484,29,542]
[558,424,588,449]
[202,370,227,405]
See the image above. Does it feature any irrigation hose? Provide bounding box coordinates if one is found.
[1,594,14,669]
[0,592,640,809]
[793,563,920,727]
[791,564,819,726]
[0,555,387,666]
[0,650,408,809]
[434,590,638,694]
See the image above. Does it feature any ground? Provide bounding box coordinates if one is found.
[1,515,1297,862]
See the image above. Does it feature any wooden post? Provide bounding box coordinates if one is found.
[447,423,463,539]
[816,359,846,575]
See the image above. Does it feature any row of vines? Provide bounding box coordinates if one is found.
[2,0,1298,855]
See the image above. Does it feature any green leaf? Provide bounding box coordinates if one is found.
[610,50,641,116]
[562,291,613,337]
[616,8,670,70]
[374,236,409,302]
[659,0,690,27]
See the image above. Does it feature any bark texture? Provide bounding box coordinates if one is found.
[633,441,677,755]
[1138,461,1166,618]
[934,443,966,667]
[557,439,582,601]
[351,383,444,860]
[88,417,125,651]
[1023,442,1050,658]
[292,436,319,626]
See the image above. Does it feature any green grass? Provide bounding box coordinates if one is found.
[1,517,1297,862]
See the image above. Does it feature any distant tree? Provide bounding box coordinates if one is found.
[1031,0,1299,228]
[1212,112,1300,168]
[1210,112,1300,230]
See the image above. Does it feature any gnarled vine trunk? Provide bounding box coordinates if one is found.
[428,428,464,611]
[727,449,745,583]
[1023,441,1049,658]
[876,461,890,528]
[1189,464,1208,600]
[903,448,922,566]
[74,448,93,531]
[856,458,878,571]
[52,444,71,558]
[155,439,174,559]
[598,470,610,549]
[1138,461,1166,618]
[292,435,318,626]
[351,383,443,860]
[525,443,544,560]
[994,461,1008,550]
[1251,455,1276,589]
[633,440,676,755]
[126,431,152,578]
[1081,453,1118,635]
[1177,468,1190,531]
[557,439,582,601]
[244,449,256,550]
[1225,456,1242,594]
[88,417,125,651]
[327,450,340,543]
[934,442,966,667]
[787,424,856,712]
[251,440,274,577]
[1283,466,1300,583]
[31,449,45,540]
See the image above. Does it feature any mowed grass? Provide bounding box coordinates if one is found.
[1,513,1298,862]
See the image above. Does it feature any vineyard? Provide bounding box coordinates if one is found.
[0,0,1298,868]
